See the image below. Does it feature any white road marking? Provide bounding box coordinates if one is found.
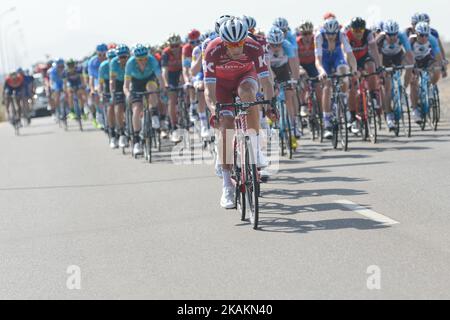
[335,200,400,226]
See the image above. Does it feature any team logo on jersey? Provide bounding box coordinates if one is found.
[258,55,268,68]
[220,61,247,70]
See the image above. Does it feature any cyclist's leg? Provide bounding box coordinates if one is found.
[168,72,180,129]
[147,80,160,129]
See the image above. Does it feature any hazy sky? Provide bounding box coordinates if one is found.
[1,0,449,71]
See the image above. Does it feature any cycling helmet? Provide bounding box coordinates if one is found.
[168,33,182,45]
[416,22,431,36]
[273,17,289,32]
[117,44,130,56]
[351,17,366,30]
[384,20,400,35]
[215,15,233,33]
[56,58,65,66]
[267,27,285,45]
[411,13,420,26]
[299,20,314,34]
[219,17,248,43]
[108,43,117,50]
[133,45,149,58]
[417,13,431,24]
[375,21,385,32]
[16,67,24,74]
[324,19,340,34]
[107,49,117,59]
[188,29,201,41]
[66,59,76,67]
[96,43,108,52]
[242,15,257,30]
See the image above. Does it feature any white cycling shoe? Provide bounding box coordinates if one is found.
[109,138,119,149]
[119,135,128,148]
[171,130,182,143]
[152,116,161,130]
[133,143,143,155]
[221,187,235,209]
[201,126,211,139]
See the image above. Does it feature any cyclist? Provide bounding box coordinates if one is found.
[88,43,108,129]
[297,20,321,118]
[110,44,131,149]
[315,18,357,139]
[99,49,118,148]
[267,27,301,144]
[204,17,275,209]
[376,20,414,131]
[182,29,202,123]
[65,59,87,121]
[20,68,34,124]
[161,34,183,143]
[2,71,25,126]
[49,59,66,120]
[346,17,382,133]
[407,13,447,78]
[409,22,444,124]
[191,31,216,139]
[124,45,163,156]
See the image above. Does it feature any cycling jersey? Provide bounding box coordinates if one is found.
[161,47,183,72]
[49,67,65,92]
[248,33,270,57]
[192,45,204,83]
[4,74,24,90]
[377,32,412,56]
[182,43,195,68]
[268,40,296,68]
[410,34,441,61]
[125,55,161,80]
[315,30,352,74]
[285,30,299,51]
[65,67,83,89]
[346,29,375,61]
[110,56,126,82]
[88,55,105,88]
[125,55,161,94]
[297,36,316,65]
[204,37,270,84]
[99,60,111,94]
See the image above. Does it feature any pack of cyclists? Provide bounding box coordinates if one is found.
[1,12,447,209]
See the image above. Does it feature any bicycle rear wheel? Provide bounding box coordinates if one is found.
[234,138,245,221]
[430,86,440,131]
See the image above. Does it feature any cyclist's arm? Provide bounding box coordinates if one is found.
[124,77,131,97]
[110,74,116,94]
[182,51,192,85]
[368,33,382,68]
[341,33,357,72]
[204,82,217,114]
[314,34,326,76]
[191,56,202,77]
[285,41,300,80]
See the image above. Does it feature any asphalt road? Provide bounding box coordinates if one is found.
[1,103,450,300]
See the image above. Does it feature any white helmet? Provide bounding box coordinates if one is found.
[411,13,420,26]
[383,20,399,35]
[267,27,285,45]
[215,15,233,33]
[415,22,431,36]
[417,13,431,24]
[273,17,289,31]
[242,15,257,30]
[323,19,340,34]
[220,18,249,43]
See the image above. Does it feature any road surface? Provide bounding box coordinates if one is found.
[0,101,450,300]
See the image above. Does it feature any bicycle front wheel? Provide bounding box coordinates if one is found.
[338,99,349,151]
[245,139,259,230]
[400,87,411,138]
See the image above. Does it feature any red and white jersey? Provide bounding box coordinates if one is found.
[203,37,270,84]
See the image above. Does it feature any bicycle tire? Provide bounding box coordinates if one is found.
[431,85,440,131]
[245,138,259,230]
[338,97,349,152]
[234,138,245,221]
[401,87,412,138]
[368,97,378,144]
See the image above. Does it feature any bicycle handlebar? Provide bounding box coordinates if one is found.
[216,100,272,112]
[383,65,415,73]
